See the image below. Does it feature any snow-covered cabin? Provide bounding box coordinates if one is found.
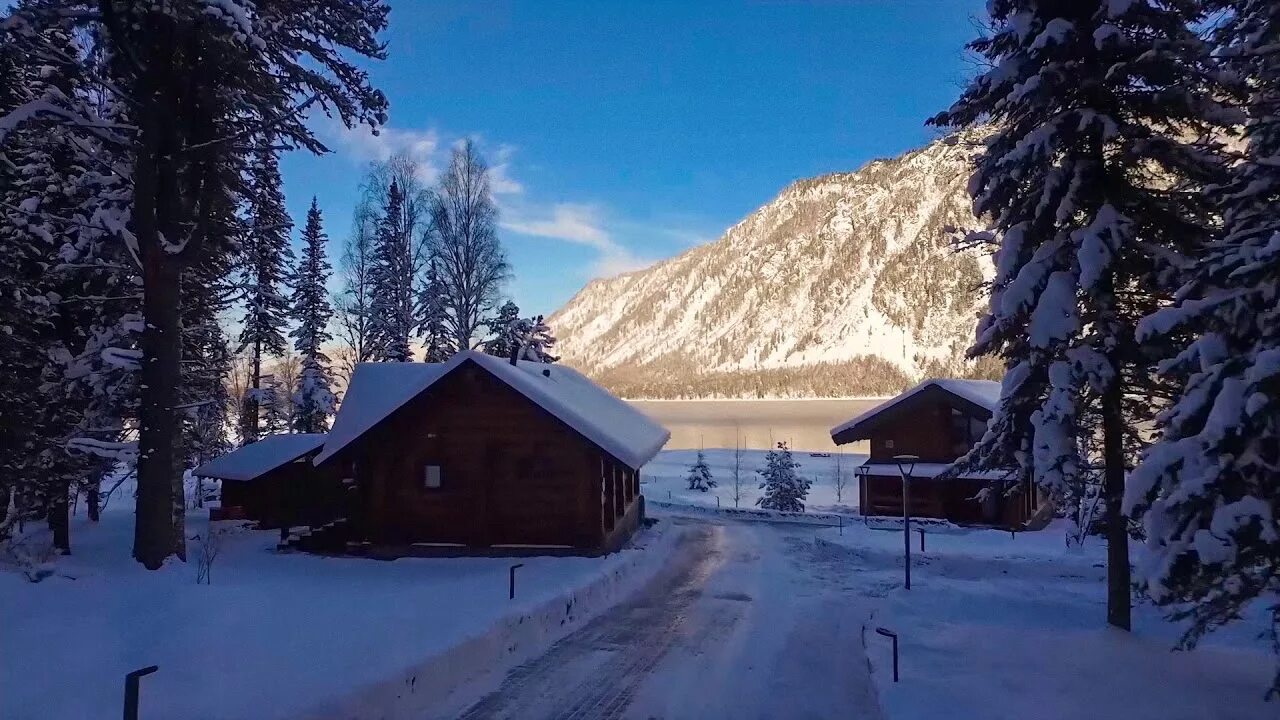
[307,350,670,555]
[193,433,345,529]
[830,379,1043,527]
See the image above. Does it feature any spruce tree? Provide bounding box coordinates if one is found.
[237,147,294,442]
[931,0,1231,631]
[686,450,716,492]
[520,314,559,364]
[368,180,414,362]
[291,198,337,432]
[416,254,453,363]
[1127,0,1280,695]
[757,442,809,512]
[483,300,522,358]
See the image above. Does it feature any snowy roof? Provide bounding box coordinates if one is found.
[857,461,1011,482]
[313,362,452,467]
[192,434,326,481]
[313,351,671,469]
[831,378,1001,441]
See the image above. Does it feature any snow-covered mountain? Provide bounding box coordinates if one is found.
[550,132,995,399]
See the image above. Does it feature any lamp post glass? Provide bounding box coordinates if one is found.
[893,454,919,590]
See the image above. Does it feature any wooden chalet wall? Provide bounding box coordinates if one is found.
[337,361,642,552]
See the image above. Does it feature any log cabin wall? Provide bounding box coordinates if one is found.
[342,361,639,551]
[854,387,993,465]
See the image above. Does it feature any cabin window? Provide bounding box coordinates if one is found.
[884,439,895,450]
[950,409,989,455]
[423,465,442,490]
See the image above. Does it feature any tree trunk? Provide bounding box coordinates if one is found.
[1101,364,1131,631]
[135,248,183,568]
[86,482,100,523]
[243,341,261,444]
[48,481,70,555]
[132,26,185,567]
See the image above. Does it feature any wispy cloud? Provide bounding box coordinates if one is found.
[501,203,652,278]
[487,144,524,196]
[322,118,441,170]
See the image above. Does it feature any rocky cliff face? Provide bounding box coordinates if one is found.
[550,133,997,398]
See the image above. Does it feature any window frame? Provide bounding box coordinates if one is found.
[423,464,443,491]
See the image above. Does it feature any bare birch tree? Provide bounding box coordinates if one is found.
[428,141,509,350]
[832,451,850,505]
[334,205,378,371]
[731,433,746,508]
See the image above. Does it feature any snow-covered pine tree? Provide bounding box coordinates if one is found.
[3,0,390,569]
[686,450,716,492]
[483,300,522,358]
[0,10,120,553]
[1126,0,1280,695]
[520,315,560,363]
[930,0,1232,631]
[757,442,809,512]
[368,180,415,362]
[258,375,288,436]
[0,14,62,543]
[237,146,294,443]
[290,198,337,432]
[429,141,510,350]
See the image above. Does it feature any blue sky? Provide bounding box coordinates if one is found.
[280,0,985,315]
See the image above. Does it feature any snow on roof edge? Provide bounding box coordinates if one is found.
[315,351,671,469]
[830,378,1001,440]
[193,433,327,481]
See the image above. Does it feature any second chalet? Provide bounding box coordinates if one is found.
[830,378,1046,528]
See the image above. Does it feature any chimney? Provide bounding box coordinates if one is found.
[509,344,520,366]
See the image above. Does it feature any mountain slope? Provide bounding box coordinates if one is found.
[550,133,995,398]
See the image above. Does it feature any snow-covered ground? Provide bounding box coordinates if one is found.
[0,504,681,720]
[814,521,1276,720]
[6,477,1274,720]
[644,448,866,515]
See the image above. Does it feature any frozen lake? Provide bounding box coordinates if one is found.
[628,398,884,453]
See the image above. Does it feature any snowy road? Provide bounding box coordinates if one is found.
[443,517,890,720]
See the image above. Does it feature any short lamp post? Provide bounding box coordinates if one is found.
[893,454,919,590]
